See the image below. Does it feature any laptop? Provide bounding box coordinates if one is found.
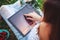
[0,4,40,36]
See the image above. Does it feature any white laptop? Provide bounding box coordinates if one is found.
[0,4,40,36]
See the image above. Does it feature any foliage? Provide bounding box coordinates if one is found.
[0,0,17,6]
[37,0,44,9]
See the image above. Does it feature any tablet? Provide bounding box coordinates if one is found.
[8,4,38,36]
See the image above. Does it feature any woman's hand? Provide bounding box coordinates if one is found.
[24,11,43,26]
[24,11,42,22]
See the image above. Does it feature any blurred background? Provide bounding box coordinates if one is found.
[0,0,44,40]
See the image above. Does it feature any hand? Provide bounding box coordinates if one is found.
[24,11,42,22]
[24,11,43,26]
